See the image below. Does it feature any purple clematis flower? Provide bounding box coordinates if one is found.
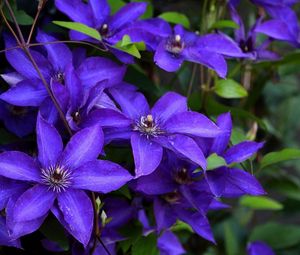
[122,19,245,77]
[253,0,300,46]
[228,2,279,60]
[55,0,147,63]
[0,115,132,246]
[247,241,275,255]
[89,89,222,177]
[0,32,126,109]
[199,112,265,197]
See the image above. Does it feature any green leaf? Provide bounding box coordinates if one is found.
[210,20,239,30]
[224,222,239,255]
[214,79,248,99]
[260,148,300,169]
[132,234,159,255]
[4,4,33,25]
[207,153,227,170]
[113,35,145,58]
[250,222,300,249]
[53,21,101,40]
[240,196,283,210]
[158,12,190,29]
[171,220,193,233]
[107,0,126,14]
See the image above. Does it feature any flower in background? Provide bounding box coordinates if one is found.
[228,2,279,60]
[0,115,132,246]
[55,0,147,63]
[122,19,246,77]
[247,241,275,255]
[88,89,222,177]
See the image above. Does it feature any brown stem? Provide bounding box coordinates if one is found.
[27,0,45,44]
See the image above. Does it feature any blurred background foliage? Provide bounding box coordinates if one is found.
[0,0,300,254]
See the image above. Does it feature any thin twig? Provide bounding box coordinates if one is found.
[27,1,45,44]
[0,45,20,54]
[96,236,112,255]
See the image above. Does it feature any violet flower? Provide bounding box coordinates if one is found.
[0,32,125,108]
[123,19,246,77]
[89,89,222,177]
[0,216,20,248]
[200,113,265,197]
[55,0,147,63]
[247,241,275,255]
[157,230,185,255]
[0,115,132,246]
[229,3,279,60]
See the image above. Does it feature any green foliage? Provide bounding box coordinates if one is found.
[158,12,190,28]
[240,196,283,210]
[3,3,33,25]
[214,79,248,99]
[209,20,239,30]
[250,223,300,249]
[132,234,159,255]
[206,153,227,170]
[53,21,102,40]
[113,35,145,58]
[260,148,300,169]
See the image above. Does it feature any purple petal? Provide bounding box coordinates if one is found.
[154,198,177,231]
[154,41,184,72]
[86,109,131,128]
[37,114,63,169]
[89,0,110,27]
[131,133,163,177]
[168,134,207,169]
[60,125,103,169]
[5,37,51,80]
[36,31,72,71]
[151,92,187,123]
[109,88,149,120]
[210,112,232,155]
[247,241,275,255]
[77,57,126,89]
[196,33,245,57]
[175,208,215,243]
[0,216,21,248]
[229,4,245,42]
[185,49,227,78]
[0,151,40,182]
[255,20,296,41]
[223,141,264,164]
[109,2,147,32]
[55,0,94,26]
[1,72,24,87]
[13,185,55,222]
[65,64,83,109]
[0,177,29,210]
[206,167,265,197]
[158,231,185,255]
[0,79,47,107]
[72,160,132,193]
[57,189,93,246]
[135,166,176,195]
[165,111,221,138]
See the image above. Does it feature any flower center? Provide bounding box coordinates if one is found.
[71,111,81,125]
[163,191,181,204]
[99,23,109,38]
[166,34,185,55]
[9,105,27,116]
[41,165,72,192]
[133,114,164,138]
[52,70,65,85]
[174,168,192,185]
